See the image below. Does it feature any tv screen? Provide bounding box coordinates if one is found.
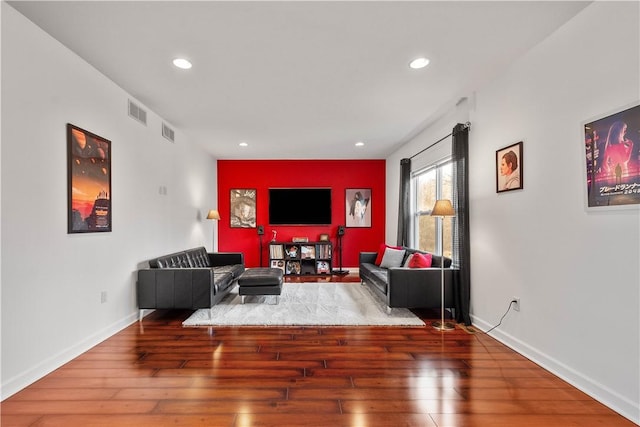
[269,188,332,225]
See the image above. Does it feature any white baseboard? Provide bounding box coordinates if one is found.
[1,312,139,400]
[471,315,640,425]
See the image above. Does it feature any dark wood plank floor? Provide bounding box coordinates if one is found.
[1,274,635,426]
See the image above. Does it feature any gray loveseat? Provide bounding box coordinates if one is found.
[137,246,244,319]
[359,247,455,310]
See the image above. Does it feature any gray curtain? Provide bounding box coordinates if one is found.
[396,158,411,246]
[452,123,471,325]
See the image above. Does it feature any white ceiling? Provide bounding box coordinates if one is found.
[8,1,589,160]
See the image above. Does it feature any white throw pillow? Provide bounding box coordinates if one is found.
[380,248,406,268]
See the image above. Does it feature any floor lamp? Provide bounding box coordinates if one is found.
[431,199,455,331]
[206,209,220,252]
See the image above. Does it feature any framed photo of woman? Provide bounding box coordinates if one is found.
[345,188,371,227]
[496,141,523,193]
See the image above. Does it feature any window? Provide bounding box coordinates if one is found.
[412,160,453,259]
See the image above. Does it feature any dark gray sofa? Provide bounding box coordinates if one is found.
[359,247,455,310]
[137,246,244,319]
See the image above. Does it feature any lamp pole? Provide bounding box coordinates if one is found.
[430,200,455,331]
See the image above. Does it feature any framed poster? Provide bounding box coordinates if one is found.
[496,141,523,193]
[345,188,371,227]
[67,124,112,233]
[230,188,256,228]
[584,103,640,208]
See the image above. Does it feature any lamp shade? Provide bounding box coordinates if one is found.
[431,199,455,217]
[206,209,220,220]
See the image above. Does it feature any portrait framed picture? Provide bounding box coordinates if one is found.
[230,188,256,228]
[583,103,640,208]
[345,188,371,227]
[67,123,112,233]
[496,141,523,193]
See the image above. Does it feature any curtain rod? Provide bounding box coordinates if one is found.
[409,121,470,160]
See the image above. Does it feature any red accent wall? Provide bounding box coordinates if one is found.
[217,159,386,268]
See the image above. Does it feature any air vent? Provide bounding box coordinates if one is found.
[162,122,175,143]
[128,99,147,125]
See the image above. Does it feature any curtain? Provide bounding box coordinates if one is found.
[396,158,411,246]
[452,123,471,325]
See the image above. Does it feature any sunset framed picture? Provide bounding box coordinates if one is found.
[67,123,112,233]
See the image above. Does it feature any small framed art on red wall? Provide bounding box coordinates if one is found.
[345,188,371,228]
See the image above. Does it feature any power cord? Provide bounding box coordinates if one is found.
[485,299,517,333]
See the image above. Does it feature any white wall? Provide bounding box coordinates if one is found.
[389,2,639,422]
[1,3,217,398]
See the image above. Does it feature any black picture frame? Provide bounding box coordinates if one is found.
[496,141,523,193]
[67,123,112,233]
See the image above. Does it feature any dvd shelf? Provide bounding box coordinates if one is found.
[269,241,332,275]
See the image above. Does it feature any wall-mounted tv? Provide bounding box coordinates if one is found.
[269,188,332,225]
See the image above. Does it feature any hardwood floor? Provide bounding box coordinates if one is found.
[1,274,634,426]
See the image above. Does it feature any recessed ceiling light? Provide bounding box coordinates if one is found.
[409,57,430,69]
[355,141,365,147]
[239,142,248,147]
[172,58,192,69]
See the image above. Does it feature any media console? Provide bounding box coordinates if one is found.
[268,241,332,275]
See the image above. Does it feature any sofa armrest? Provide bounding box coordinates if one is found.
[208,252,244,267]
[359,252,377,265]
[387,267,455,308]
[137,268,214,309]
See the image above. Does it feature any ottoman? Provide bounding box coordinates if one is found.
[237,267,284,304]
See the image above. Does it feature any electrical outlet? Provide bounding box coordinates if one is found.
[101,291,108,304]
[512,297,520,311]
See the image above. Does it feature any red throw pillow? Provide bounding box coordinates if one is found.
[408,252,432,268]
[375,243,402,265]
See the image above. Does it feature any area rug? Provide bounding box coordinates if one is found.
[182,282,425,327]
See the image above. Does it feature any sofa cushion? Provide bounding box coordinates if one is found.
[152,247,212,269]
[380,247,406,268]
[375,243,402,265]
[403,253,413,267]
[214,264,244,279]
[188,248,211,267]
[408,252,432,268]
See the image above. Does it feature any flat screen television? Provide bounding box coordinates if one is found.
[269,188,332,225]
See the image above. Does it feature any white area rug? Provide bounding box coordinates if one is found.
[182,282,425,327]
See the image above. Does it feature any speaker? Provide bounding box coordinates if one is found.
[257,225,264,235]
[337,225,345,236]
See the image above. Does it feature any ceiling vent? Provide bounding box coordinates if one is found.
[162,122,175,143]
[128,99,147,125]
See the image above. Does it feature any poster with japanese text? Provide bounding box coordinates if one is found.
[584,104,640,207]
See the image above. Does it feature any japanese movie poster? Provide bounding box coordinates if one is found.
[584,104,640,207]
